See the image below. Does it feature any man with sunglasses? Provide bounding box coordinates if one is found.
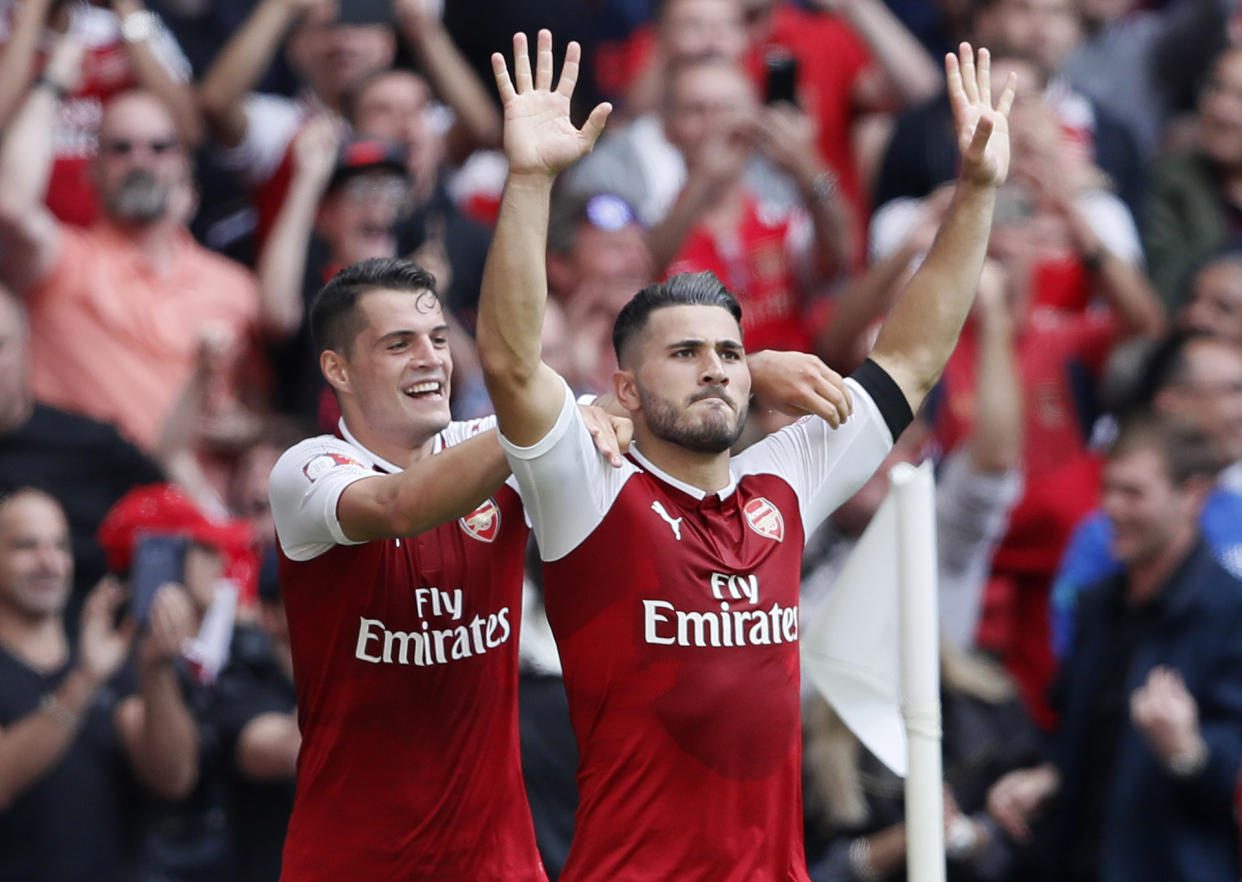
[0,35,259,453]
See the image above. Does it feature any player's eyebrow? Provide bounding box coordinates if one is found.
[666,338,705,350]
[666,339,744,353]
[376,324,450,344]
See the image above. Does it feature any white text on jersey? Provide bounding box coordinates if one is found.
[355,610,511,666]
[414,587,462,619]
[643,599,798,648]
[709,572,758,604]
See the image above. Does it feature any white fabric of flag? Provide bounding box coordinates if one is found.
[800,480,908,776]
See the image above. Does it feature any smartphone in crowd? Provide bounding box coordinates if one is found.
[764,51,799,107]
[338,0,392,26]
[130,533,189,624]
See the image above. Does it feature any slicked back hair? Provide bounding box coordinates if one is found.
[310,257,439,356]
[612,271,743,365]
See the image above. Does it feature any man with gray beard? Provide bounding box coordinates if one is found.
[0,34,259,452]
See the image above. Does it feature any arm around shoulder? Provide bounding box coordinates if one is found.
[270,431,511,554]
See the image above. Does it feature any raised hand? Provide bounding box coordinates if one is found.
[946,43,1016,189]
[139,583,198,671]
[1131,665,1205,765]
[76,577,136,687]
[291,114,341,187]
[490,29,611,178]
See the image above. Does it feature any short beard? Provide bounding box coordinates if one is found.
[639,383,746,454]
[106,170,169,224]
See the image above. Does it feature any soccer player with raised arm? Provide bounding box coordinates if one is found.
[265,258,632,880]
[265,258,831,878]
[477,31,1015,882]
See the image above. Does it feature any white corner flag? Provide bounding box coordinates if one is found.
[800,460,946,881]
[800,467,909,775]
[799,460,943,771]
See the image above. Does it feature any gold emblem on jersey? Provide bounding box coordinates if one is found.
[459,498,501,543]
[743,497,784,541]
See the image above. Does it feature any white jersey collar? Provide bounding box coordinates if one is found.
[629,446,737,502]
[338,418,405,474]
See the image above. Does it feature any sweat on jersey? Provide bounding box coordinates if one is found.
[499,360,912,882]
[268,418,546,882]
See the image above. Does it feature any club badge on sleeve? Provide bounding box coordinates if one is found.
[303,452,364,482]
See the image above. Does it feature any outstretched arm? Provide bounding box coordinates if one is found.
[395,0,502,154]
[476,30,611,447]
[198,0,323,147]
[0,34,75,294]
[869,44,1016,413]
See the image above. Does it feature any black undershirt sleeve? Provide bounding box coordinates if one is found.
[850,359,914,441]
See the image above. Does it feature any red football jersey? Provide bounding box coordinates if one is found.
[269,418,545,881]
[665,196,816,354]
[502,365,910,881]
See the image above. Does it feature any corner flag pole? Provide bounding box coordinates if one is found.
[890,461,945,882]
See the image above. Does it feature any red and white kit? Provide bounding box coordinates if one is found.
[501,361,911,882]
[269,418,545,882]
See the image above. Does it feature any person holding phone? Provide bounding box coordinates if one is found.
[0,488,200,882]
[647,53,854,353]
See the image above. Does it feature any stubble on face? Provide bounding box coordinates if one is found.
[638,380,747,453]
[106,169,169,224]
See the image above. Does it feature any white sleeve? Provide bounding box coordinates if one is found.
[147,13,192,82]
[498,379,638,561]
[732,375,903,540]
[439,415,523,498]
[269,437,377,561]
[440,415,498,447]
[213,93,302,187]
[935,449,1023,649]
[1076,189,1144,265]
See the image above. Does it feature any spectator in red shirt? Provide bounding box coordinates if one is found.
[651,56,853,353]
[740,0,941,215]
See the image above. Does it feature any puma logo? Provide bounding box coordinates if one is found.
[650,501,683,541]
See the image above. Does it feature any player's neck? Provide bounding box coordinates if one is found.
[341,417,437,470]
[634,428,732,493]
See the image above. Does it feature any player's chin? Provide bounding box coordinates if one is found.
[404,397,452,429]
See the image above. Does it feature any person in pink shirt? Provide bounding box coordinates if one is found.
[0,35,259,452]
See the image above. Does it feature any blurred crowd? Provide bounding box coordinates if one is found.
[3,0,1242,879]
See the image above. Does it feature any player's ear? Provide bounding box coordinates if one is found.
[613,369,640,412]
[321,349,351,394]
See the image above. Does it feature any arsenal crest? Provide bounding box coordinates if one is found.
[459,498,501,543]
[743,497,784,542]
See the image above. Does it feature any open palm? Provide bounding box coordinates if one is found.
[946,43,1016,189]
[491,30,612,177]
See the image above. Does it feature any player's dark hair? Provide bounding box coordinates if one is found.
[310,257,439,355]
[612,271,742,363]
[1109,411,1225,486]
